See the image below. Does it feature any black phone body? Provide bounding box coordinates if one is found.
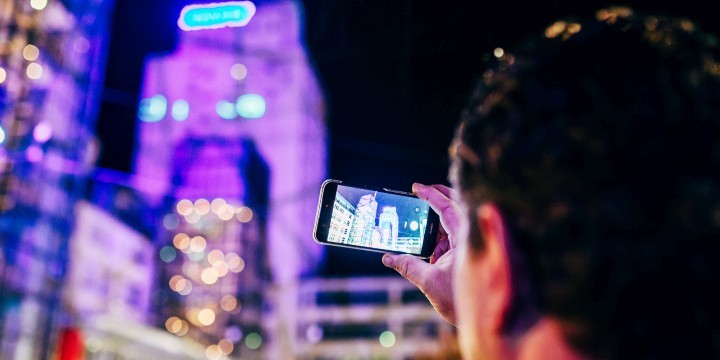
[314,179,440,259]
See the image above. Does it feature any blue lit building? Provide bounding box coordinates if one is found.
[0,0,114,358]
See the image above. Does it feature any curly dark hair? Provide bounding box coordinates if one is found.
[451,7,720,359]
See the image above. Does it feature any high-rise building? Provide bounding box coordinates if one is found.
[132,1,326,357]
[0,1,113,358]
[378,206,399,247]
[349,192,378,246]
[329,193,355,244]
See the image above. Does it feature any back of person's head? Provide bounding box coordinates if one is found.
[451,7,720,358]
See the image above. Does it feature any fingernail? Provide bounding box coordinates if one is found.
[382,254,394,267]
[412,182,422,193]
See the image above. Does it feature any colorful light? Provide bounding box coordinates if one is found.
[245,333,262,350]
[30,0,47,10]
[176,200,193,216]
[139,95,167,122]
[33,122,52,143]
[23,44,40,61]
[0,126,6,145]
[172,100,189,121]
[230,63,247,80]
[205,345,222,360]
[160,246,177,263]
[216,100,237,119]
[218,339,234,355]
[201,268,219,284]
[236,94,265,118]
[178,1,256,31]
[379,330,396,348]
[194,199,211,215]
[198,308,216,326]
[26,62,43,79]
[0,67,6,84]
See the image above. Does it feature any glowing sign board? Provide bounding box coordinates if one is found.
[178,1,256,31]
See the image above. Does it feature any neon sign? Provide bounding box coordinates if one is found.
[178,1,256,31]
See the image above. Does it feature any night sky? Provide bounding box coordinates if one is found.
[97,0,716,276]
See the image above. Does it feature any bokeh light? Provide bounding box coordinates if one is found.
[211,198,227,214]
[379,330,396,348]
[201,268,219,284]
[218,205,235,221]
[30,0,48,10]
[139,95,167,122]
[205,345,222,360]
[306,324,323,344]
[0,126,6,145]
[188,250,205,262]
[220,295,237,312]
[33,122,52,143]
[198,308,216,326]
[159,246,177,263]
[172,99,190,121]
[26,145,43,162]
[176,200,193,216]
[26,62,43,79]
[173,233,190,250]
[236,206,253,222]
[190,236,207,252]
[226,253,245,273]
[225,326,243,343]
[493,47,504,58]
[73,37,90,54]
[245,333,262,350]
[216,100,237,119]
[185,212,201,224]
[207,249,225,265]
[213,261,229,277]
[218,339,234,355]
[230,63,248,80]
[194,199,210,215]
[165,317,183,333]
[236,94,266,118]
[0,67,6,84]
[23,44,40,61]
[163,214,180,230]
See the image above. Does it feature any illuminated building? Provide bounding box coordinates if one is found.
[349,193,378,246]
[0,0,113,358]
[329,193,355,244]
[132,0,326,357]
[378,206,399,247]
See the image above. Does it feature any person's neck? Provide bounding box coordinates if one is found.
[515,318,585,360]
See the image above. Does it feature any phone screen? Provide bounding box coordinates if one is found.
[315,181,438,257]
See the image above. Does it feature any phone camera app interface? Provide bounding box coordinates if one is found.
[328,185,430,254]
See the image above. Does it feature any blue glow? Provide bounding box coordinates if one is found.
[216,100,237,119]
[139,95,167,122]
[236,94,266,119]
[178,1,256,31]
[172,100,190,121]
[0,125,5,145]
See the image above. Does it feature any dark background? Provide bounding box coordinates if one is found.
[95,0,715,276]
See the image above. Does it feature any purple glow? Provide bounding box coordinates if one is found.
[33,122,53,143]
[25,145,44,163]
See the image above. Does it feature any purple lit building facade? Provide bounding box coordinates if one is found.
[0,0,113,358]
[133,1,326,357]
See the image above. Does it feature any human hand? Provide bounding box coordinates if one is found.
[382,183,462,325]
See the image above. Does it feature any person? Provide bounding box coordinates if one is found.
[383,7,720,359]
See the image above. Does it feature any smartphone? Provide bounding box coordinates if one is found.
[313,179,440,258]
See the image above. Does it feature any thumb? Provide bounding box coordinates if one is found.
[382,254,428,288]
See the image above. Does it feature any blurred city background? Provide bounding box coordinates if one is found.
[0,0,714,359]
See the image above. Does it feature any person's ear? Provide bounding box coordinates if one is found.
[475,203,513,333]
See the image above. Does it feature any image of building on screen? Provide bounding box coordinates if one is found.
[329,194,355,244]
[349,192,378,246]
[378,206,399,247]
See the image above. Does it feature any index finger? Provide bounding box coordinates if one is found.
[413,183,462,239]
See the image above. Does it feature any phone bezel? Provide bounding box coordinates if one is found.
[313,179,439,259]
